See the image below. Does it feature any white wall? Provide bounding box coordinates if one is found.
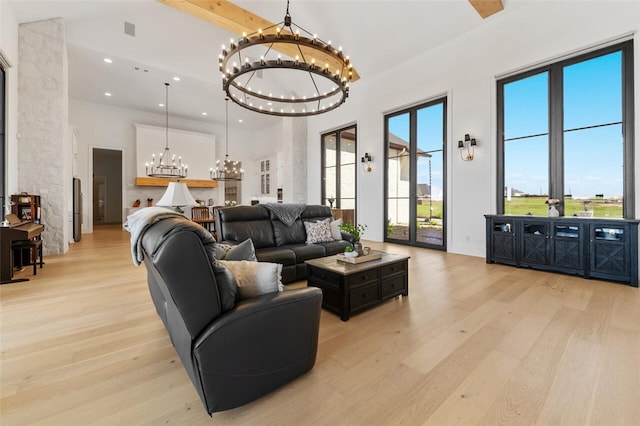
[69,99,263,231]
[306,1,640,257]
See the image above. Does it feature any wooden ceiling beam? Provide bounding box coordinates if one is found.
[468,0,504,18]
[157,0,360,80]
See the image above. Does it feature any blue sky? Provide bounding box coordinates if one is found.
[388,103,445,199]
[504,51,623,198]
[388,51,624,200]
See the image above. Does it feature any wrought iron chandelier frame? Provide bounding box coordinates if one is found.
[210,98,244,181]
[219,1,353,117]
[145,83,187,178]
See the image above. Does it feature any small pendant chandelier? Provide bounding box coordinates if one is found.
[145,83,188,178]
[211,98,244,181]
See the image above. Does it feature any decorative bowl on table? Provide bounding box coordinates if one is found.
[343,251,358,259]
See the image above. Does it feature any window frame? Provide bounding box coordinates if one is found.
[497,40,634,218]
[321,124,357,212]
[384,96,447,250]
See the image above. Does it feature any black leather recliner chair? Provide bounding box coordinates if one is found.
[139,216,323,414]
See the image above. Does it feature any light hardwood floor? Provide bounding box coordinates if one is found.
[1,224,639,425]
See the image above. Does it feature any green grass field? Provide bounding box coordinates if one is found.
[400,197,622,223]
[505,196,622,218]
[417,202,442,220]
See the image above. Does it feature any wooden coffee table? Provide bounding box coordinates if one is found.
[305,251,409,321]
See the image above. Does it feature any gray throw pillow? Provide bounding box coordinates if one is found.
[212,262,238,312]
[217,260,283,299]
[214,238,257,261]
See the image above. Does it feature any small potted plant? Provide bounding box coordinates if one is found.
[343,245,358,258]
[340,223,367,255]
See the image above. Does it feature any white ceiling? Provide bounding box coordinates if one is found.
[6,0,497,130]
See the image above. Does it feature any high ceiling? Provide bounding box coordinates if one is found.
[6,0,504,130]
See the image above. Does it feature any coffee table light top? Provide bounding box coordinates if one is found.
[305,251,410,275]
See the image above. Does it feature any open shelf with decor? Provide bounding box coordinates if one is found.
[11,193,41,224]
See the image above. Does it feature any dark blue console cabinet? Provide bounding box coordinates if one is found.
[485,215,638,287]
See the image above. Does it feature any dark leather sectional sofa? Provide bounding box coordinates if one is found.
[215,204,352,283]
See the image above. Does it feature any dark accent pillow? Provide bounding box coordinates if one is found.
[214,238,257,261]
[212,262,238,312]
[217,260,283,300]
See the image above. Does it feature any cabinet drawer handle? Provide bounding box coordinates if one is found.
[390,267,395,272]
[361,275,367,280]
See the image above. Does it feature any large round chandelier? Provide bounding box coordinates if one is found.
[219,0,354,117]
[145,83,188,178]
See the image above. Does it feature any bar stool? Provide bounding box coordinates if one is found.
[12,239,43,276]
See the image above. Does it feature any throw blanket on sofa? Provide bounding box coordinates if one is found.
[123,206,186,265]
[262,203,306,227]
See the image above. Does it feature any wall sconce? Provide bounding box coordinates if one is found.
[361,153,373,172]
[458,134,477,161]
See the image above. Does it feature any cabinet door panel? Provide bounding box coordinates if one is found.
[590,224,630,281]
[551,223,583,271]
[521,222,549,265]
[552,239,583,269]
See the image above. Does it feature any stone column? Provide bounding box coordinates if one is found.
[279,117,307,203]
[18,18,69,255]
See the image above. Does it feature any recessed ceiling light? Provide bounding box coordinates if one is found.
[158,103,165,107]
[104,92,112,97]
[104,58,112,64]
[173,76,181,81]
[238,119,243,123]
[202,112,207,116]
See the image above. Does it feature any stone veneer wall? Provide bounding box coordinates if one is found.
[18,18,69,255]
[280,117,307,203]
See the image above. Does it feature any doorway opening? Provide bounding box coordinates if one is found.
[92,148,122,225]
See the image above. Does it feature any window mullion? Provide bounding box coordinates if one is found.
[409,110,417,242]
[622,41,635,218]
[497,82,506,214]
[549,64,564,214]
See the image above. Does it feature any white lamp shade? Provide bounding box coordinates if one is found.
[156,182,198,207]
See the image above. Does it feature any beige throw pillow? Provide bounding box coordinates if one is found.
[330,218,343,240]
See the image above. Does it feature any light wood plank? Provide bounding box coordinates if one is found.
[468,0,504,18]
[479,307,582,425]
[588,327,640,425]
[424,350,520,426]
[534,336,602,425]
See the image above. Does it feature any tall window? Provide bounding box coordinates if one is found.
[322,125,356,213]
[498,41,634,218]
[1,66,5,222]
[385,98,446,249]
